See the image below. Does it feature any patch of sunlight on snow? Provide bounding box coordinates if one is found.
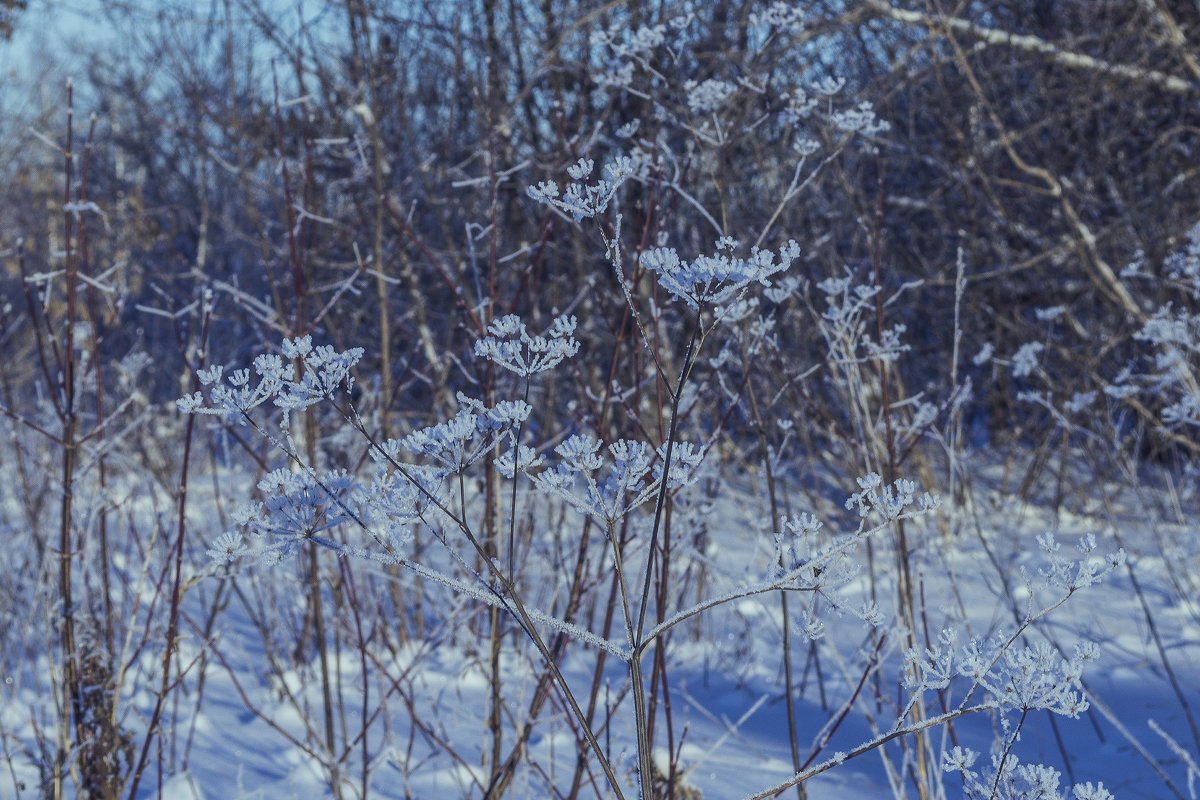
[160,772,207,800]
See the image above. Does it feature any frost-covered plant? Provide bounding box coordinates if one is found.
[1105,222,1200,436]
[526,157,637,223]
[895,534,1125,800]
[179,334,563,568]
[944,746,1115,800]
[815,269,919,368]
[173,19,1125,799]
[183,273,1113,800]
[181,300,1121,800]
[740,244,1126,799]
[181,211,940,800]
[517,40,1114,793]
[805,268,928,465]
[474,312,580,377]
[180,323,936,800]
[527,434,702,526]
[641,235,801,313]
[177,335,363,427]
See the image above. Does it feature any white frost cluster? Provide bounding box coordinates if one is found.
[769,511,855,594]
[1036,532,1126,593]
[590,22,666,61]
[844,472,940,521]
[1106,220,1200,429]
[748,2,808,34]
[180,321,567,567]
[817,272,915,364]
[474,313,581,377]
[527,156,636,222]
[1010,341,1044,379]
[944,746,1114,800]
[769,477,939,638]
[588,14,692,90]
[177,334,364,425]
[958,638,1095,717]
[903,534,1123,722]
[684,78,737,113]
[830,101,890,136]
[780,88,817,124]
[400,396,529,474]
[640,236,801,311]
[526,434,704,526]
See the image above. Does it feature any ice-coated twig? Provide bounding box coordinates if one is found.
[1149,719,1200,798]
[379,556,631,660]
[739,705,999,800]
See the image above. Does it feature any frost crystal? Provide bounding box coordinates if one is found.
[1073,783,1115,800]
[974,342,995,365]
[207,531,249,565]
[176,337,363,425]
[749,2,807,33]
[527,434,703,525]
[398,395,532,475]
[945,746,1114,800]
[527,157,635,221]
[780,89,817,124]
[845,474,937,521]
[640,237,801,310]
[943,745,977,775]
[474,314,580,377]
[1011,341,1044,378]
[1037,533,1125,592]
[495,445,544,479]
[811,75,846,96]
[830,101,889,135]
[653,440,704,488]
[222,467,358,563]
[684,78,736,113]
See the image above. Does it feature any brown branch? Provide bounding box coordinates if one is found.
[863,0,1199,96]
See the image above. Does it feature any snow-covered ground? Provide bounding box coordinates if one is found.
[3,440,1197,800]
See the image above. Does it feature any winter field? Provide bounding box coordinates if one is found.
[4,372,1200,800]
[4,431,1200,800]
[3,1,1200,799]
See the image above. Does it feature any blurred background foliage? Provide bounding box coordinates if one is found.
[2,0,1199,465]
